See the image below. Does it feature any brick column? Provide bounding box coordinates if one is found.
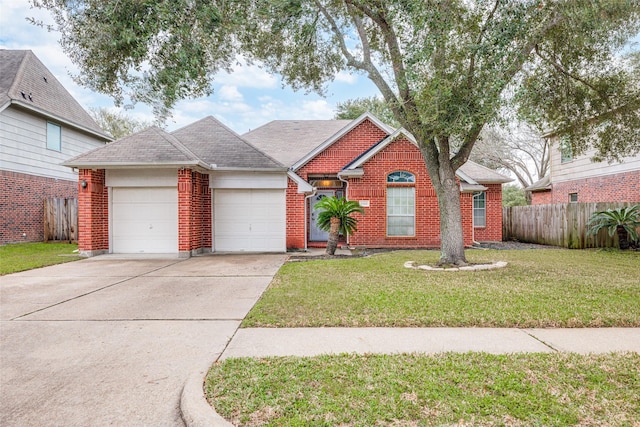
[178,169,193,257]
[78,169,108,256]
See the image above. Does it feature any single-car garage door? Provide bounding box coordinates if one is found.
[214,189,285,252]
[111,187,178,253]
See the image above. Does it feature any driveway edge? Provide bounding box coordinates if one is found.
[181,371,234,427]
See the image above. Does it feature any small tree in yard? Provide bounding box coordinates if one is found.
[587,205,640,250]
[314,197,364,255]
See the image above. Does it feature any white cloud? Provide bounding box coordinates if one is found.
[214,61,278,89]
[218,85,244,102]
[334,71,358,84]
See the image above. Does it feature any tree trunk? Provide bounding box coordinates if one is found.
[326,217,340,255]
[435,164,468,266]
[616,226,630,250]
[416,136,468,266]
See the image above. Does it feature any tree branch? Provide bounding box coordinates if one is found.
[468,0,500,90]
[534,44,613,110]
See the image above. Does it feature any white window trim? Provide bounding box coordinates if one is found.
[473,192,486,228]
[386,184,416,237]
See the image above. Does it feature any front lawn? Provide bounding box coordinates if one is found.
[207,352,640,426]
[0,242,82,275]
[244,249,640,328]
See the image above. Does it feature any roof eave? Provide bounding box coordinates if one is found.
[63,160,206,169]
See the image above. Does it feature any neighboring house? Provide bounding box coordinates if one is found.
[526,135,640,204]
[66,113,510,257]
[0,50,111,244]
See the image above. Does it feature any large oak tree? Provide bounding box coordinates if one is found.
[33,0,640,265]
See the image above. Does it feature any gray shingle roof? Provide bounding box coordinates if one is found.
[64,116,285,170]
[172,116,283,169]
[0,50,110,140]
[64,127,203,167]
[457,161,512,184]
[243,120,352,167]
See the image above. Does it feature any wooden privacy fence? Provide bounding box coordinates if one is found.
[44,198,77,242]
[502,202,638,249]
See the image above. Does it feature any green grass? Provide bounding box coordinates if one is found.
[244,249,640,328]
[206,352,640,427]
[0,242,82,275]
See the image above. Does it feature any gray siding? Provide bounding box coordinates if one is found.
[0,106,105,181]
[550,136,640,184]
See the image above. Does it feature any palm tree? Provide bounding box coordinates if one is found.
[314,196,364,255]
[587,205,640,250]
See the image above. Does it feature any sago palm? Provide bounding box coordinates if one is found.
[587,205,640,250]
[314,196,364,255]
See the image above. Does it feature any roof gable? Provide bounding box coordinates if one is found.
[0,50,110,140]
[290,112,395,171]
[171,116,283,170]
[343,127,512,184]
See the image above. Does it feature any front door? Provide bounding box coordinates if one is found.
[309,191,334,241]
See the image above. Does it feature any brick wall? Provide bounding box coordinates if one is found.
[178,169,211,256]
[1,170,78,244]
[77,169,108,254]
[474,184,503,242]
[531,170,640,205]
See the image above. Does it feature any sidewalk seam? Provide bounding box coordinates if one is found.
[520,329,560,352]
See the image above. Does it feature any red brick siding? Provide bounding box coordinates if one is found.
[531,170,640,204]
[0,170,77,244]
[77,169,108,252]
[286,178,307,249]
[474,184,503,242]
[178,169,212,254]
[530,190,553,205]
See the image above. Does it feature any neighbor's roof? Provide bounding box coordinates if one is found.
[0,49,110,141]
[64,116,285,171]
[172,116,283,170]
[457,161,512,184]
[243,119,352,167]
[524,175,551,192]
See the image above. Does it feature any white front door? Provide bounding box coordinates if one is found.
[309,191,334,241]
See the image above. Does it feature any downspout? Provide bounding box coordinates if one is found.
[337,172,350,247]
[304,190,317,252]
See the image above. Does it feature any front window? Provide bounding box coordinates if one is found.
[387,171,415,237]
[473,192,486,227]
[47,122,61,151]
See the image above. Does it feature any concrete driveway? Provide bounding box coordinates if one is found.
[0,253,287,426]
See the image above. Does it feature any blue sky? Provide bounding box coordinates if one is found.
[0,1,378,133]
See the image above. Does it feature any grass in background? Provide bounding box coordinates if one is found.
[0,242,81,275]
[244,249,640,328]
[207,352,640,427]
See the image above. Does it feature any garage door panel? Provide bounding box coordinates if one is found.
[214,189,285,252]
[111,187,178,254]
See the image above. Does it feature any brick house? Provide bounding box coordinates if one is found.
[244,113,511,250]
[66,113,509,256]
[0,50,111,244]
[526,134,640,204]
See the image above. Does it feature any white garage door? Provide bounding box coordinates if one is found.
[111,187,178,253]
[214,189,285,252]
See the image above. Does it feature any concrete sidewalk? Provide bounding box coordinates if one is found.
[181,327,640,426]
[220,327,640,358]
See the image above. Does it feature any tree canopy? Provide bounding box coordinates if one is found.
[89,107,152,140]
[335,96,400,128]
[32,0,640,264]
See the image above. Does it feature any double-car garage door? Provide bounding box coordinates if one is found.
[110,184,285,254]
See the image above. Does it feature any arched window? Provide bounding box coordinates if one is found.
[386,172,415,236]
